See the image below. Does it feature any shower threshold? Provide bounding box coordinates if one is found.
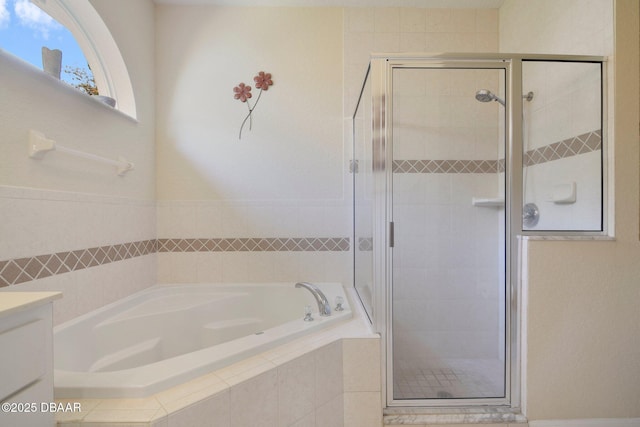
[383,406,528,425]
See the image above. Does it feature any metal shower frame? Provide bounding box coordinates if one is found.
[360,52,608,412]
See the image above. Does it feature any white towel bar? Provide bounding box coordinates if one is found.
[28,130,134,176]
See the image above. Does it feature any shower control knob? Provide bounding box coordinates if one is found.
[523,203,540,227]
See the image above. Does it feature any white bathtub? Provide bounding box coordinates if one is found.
[54,282,351,398]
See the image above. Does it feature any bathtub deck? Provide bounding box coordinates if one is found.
[54,289,379,426]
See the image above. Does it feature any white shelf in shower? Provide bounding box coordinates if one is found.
[472,197,505,207]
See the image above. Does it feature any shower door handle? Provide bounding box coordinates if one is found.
[389,221,394,248]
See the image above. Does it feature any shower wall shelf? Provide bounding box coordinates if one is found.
[472,197,505,207]
[548,182,577,204]
[27,130,134,176]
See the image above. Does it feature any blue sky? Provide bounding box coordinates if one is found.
[0,0,92,85]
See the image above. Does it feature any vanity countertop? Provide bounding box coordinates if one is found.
[0,292,62,318]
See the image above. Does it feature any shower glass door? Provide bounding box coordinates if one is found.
[390,64,508,403]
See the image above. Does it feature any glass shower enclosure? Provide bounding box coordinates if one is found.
[353,53,606,408]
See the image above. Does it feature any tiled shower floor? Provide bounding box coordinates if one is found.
[393,358,504,399]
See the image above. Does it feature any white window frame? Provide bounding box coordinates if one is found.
[32,0,137,118]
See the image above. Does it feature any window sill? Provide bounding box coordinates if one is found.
[0,48,138,124]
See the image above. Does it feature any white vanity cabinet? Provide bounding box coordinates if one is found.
[0,292,62,427]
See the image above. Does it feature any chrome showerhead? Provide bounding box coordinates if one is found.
[475,89,505,106]
[475,89,535,106]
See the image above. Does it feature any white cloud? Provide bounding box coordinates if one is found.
[14,0,61,39]
[0,0,10,29]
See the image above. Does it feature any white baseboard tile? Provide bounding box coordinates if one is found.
[530,419,640,427]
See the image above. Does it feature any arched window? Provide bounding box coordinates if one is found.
[0,0,136,118]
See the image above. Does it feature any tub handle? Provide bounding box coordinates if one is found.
[303,305,314,322]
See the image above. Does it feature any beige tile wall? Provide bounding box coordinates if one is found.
[0,186,157,324]
[154,197,353,285]
[344,338,382,427]
[344,7,500,115]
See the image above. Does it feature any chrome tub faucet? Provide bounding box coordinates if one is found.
[295,282,331,317]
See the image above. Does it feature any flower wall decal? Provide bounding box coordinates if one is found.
[233,71,274,139]
[233,83,252,102]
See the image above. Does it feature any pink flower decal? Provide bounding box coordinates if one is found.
[253,71,273,91]
[233,71,275,139]
[233,83,252,102]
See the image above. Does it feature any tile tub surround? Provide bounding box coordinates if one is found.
[54,289,381,427]
[0,185,156,290]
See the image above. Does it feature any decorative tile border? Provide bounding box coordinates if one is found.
[2,131,600,287]
[393,159,499,174]
[158,237,350,252]
[358,237,373,251]
[0,237,351,287]
[524,129,601,166]
[393,129,601,173]
[0,240,157,287]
